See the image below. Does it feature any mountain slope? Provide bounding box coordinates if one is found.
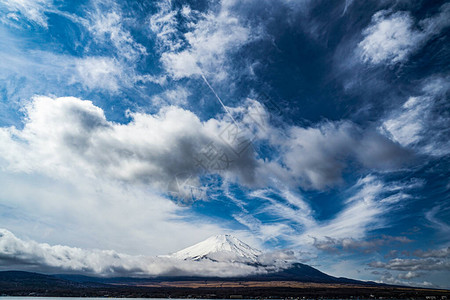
[167,234,262,263]
[246,263,365,284]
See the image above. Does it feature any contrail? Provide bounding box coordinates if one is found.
[201,73,238,127]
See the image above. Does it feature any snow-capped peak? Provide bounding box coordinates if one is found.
[168,234,262,263]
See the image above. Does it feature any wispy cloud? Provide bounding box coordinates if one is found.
[151,86,191,107]
[83,0,147,62]
[424,205,450,236]
[235,175,420,255]
[0,0,53,28]
[150,0,255,80]
[380,77,450,156]
[73,56,125,92]
[358,3,450,65]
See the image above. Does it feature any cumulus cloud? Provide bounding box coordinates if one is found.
[377,271,433,288]
[397,271,423,280]
[369,258,450,272]
[0,96,260,194]
[0,95,412,199]
[257,121,411,190]
[313,235,412,254]
[358,3,450,65]
[369,245,450,284]
[0,228,281,277]
[414,247,450,259]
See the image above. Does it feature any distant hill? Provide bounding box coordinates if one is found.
[0,270,108,295]
[0,270,82,288]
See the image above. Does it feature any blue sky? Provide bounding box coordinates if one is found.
[0,0,449,288]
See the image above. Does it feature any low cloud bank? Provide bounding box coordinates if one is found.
[0,229,292,277]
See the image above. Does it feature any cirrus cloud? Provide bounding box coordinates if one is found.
[358,3,450,65]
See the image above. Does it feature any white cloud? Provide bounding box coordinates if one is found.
[149,0,182,53]
[249,189,316,231]
[382,96,425,146]
[150,1,254,80]
[376,272,435,288]
[369,246,450,288]
[84,2,146,62]
[73,56,124,92]
[151,86,191,106]
[414,247,450,259]
[301,176,412,242]
[358,4,450,65]
[233,213,296,244]
[359,10,421,65]
[313,235,411,254]
[380,77,450,156]
[397,271,422,279]
[255,120,410,190]
[161,51,202,79]
[0,96,261,192]
[370,258,450,272]
[73,55,161,92]
[424,205,450,236]
[0,0,52,28]
[0,95,415,204]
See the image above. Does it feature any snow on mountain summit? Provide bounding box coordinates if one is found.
[168,234,262,263]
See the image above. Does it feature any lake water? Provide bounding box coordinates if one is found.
[1,298,240,300]
[0,296,342,300]
[0,296,373,300]
[0,298,264,300]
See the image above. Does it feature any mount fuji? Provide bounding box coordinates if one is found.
[166,234,262,263]
[162,234,364,284]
